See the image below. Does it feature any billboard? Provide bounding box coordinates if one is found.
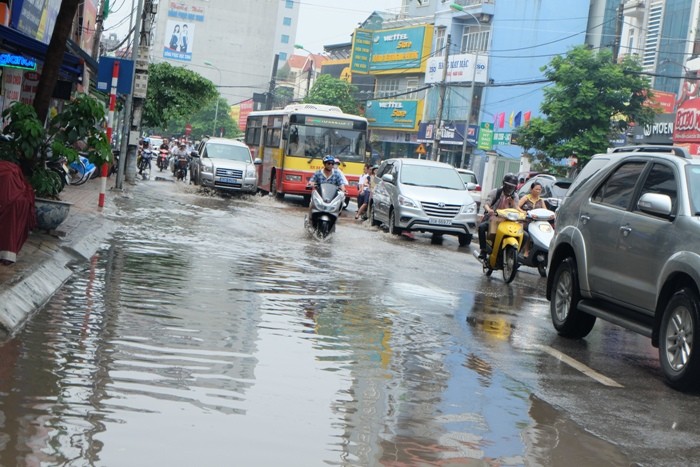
[365,100,422,131]
[425,53,488,84]
[163,20,195,62]
[350,25,433,75]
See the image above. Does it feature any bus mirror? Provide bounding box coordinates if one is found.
[282,123,289,140]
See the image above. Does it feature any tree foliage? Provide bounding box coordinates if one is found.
[304,75,360,115]
[143,62,217,128]
[156,96,241,141]
[514,46,656,167]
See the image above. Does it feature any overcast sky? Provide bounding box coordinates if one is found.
[294,0,402,53]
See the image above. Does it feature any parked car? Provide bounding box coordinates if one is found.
[456,168,482,210]
[546,146,700,390]
[517,174,572,211]
[190,137,261,193]
[369,158,478,246]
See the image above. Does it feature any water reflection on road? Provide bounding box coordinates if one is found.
[0,181,630,466]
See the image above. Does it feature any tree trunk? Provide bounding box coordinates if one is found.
[33,0,81,123]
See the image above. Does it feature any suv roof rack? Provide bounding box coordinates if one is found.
[610,145,691,159]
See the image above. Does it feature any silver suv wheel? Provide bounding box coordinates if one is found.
[660,288,700,390]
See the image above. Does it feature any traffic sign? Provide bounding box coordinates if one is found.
[416,143,426,155]
[185,123,192,136]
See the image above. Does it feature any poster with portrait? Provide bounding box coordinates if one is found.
[163,19,195,62]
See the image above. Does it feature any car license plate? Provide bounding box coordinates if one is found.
[429,217,452,225]
[219,177,240,184]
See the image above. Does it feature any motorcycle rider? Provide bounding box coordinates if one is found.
[307,155,348,214]
[477,173,520,260]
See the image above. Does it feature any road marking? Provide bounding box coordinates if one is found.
[541,345,624,388]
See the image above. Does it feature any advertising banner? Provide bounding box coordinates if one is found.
[492,132,511,146]
[2,68,22,111]
[239,99,254,131]
[631,113,674,145]
[164,20,195,62]
[365,100,421,131]
[424,53,488,84]
[417,122,478,145]
[477,122,494,150]
[350,25,433,75]
[674,98,700,144]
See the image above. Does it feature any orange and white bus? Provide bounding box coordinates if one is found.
[245,103,369,202]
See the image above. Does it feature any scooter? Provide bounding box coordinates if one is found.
[473,208,526,284]
[174,155,189,181]
[157,149,169,172]
[47,156,70,188]
[304,183,345,239]
[68,154,97,185]
[518,207,556,277]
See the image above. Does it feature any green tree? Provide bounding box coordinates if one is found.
[160,97,241,141]
[143,62,217,128]
[304,74,360,114]
[274,86,294,109]
[514,46,656,168]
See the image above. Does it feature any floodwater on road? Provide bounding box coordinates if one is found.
[0,180,632,466]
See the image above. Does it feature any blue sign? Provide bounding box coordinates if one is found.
[365,100,420,130]
[369,26,429,73]
[0,53,36,70]
[96,57,134,95]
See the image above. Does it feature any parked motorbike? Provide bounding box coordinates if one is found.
[47,156,70,188]
[138,148,153,179]
[473,208,526,284]
[110,149,120,176]
[68,154,97,185]
[157,149,169,172]
[304,183,345,239]
[518,207,556,277]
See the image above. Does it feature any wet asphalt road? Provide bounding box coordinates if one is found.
[0,173,699,466]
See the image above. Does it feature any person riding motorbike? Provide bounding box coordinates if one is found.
[477,173,520,259]
[307,155,348,213]
[517,180,547,257]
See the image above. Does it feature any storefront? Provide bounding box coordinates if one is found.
[674,98,700,155]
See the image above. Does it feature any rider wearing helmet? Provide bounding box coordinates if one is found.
[308,155,348,192]
[477,173,520,259]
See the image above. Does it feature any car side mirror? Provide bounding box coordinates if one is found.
[637,192,673,219]
[190,151,199,158]
[254,158,262,165]
[381,173,394,183]
[466,182,476,190]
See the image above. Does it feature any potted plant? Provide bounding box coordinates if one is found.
[0,95,112,229]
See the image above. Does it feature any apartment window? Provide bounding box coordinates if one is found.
[283,16,292,26]
[279,52,287,61]
[376,78,400,98]
[285,0,294,8]
[461,26,489,53]
[417,0,429,5]
[643,4,663,68]
[281,34,290,44]
[434,27,446,55]
[405,77,419,100]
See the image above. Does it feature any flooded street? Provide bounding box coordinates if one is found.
[2,178,698,466]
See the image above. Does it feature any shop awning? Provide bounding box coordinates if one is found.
[0,25,83,80]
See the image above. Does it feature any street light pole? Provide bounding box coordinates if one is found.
[294,44,314,99]
[450,3,484,169]
[431,34,451,161]
[204,60,221,137]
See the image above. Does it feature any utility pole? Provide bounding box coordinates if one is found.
[431,34,451,161]
[121,0,155,184]
[266,54,279,110]
[460,49,479,169]
[612,0,624,62]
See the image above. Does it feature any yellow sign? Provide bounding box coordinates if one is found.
[416,143,426,155]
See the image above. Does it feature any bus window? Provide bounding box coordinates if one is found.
[287,125,366,162]
[245,117,263,146]
[265,127,281,148]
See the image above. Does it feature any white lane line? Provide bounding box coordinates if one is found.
[541,345,624,388]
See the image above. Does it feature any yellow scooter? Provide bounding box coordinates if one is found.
[474,208,526,283]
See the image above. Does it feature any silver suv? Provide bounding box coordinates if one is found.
[369,158,478,246]
[546,147,700,390]
[191,137,261,193]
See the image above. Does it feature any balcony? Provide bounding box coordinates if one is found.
[623,0,645,20]
[448,0,495,20]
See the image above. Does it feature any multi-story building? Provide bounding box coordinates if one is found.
[150,0,299,106]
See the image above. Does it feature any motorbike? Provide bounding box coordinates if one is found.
[518,207,556,277]
[174,155,189,181]
[157,149,169,172]
[47,156,70,188]
[473,208,526,284]
[68,154,97,185]
[138,148,153,179]
[304,183,345,239]
[110,149,120,176]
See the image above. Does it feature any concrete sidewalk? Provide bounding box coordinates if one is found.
[0,179,120,338]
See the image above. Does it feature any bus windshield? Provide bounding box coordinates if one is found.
[288,125,366,162]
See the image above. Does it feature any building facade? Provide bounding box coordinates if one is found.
[150,0,298,106]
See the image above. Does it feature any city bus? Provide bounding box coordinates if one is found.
[245,103,369,203]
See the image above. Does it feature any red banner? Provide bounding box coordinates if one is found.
[646,90,676,113]
[674,98,700,144]
[238,99,254,131]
